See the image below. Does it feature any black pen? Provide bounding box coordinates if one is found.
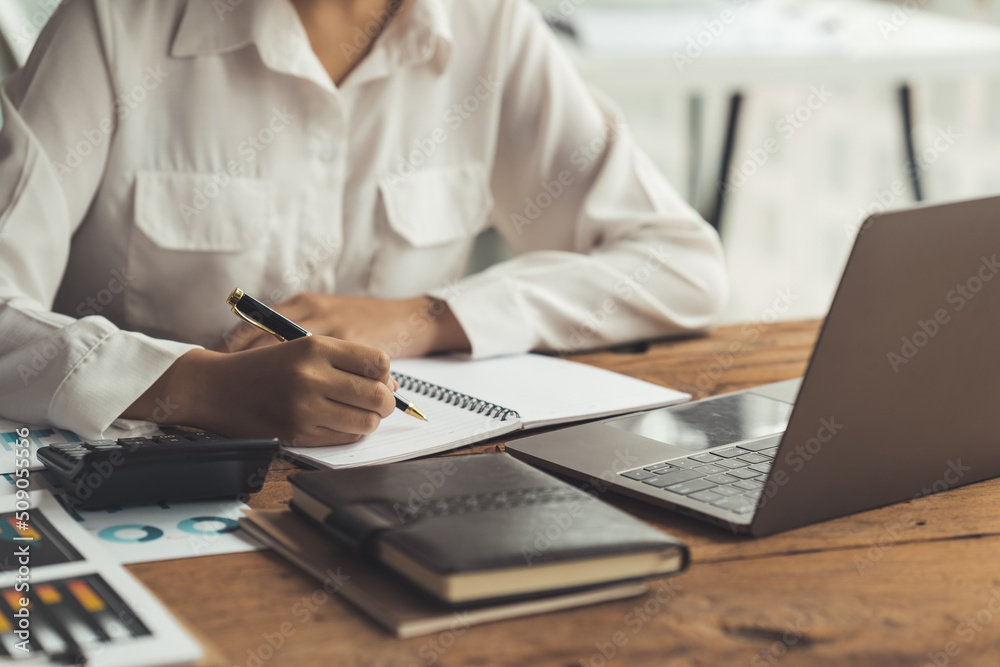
[226,288,427,421]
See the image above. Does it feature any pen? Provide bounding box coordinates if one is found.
[226,288,428,421]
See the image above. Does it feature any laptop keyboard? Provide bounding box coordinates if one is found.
[618,440,778,516]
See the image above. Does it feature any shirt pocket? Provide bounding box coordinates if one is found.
[369,164,494,296]
[124,170,274,345]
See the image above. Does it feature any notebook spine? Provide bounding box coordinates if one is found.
[392,373,521,421]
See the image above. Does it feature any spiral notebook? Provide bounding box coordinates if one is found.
[284,353,689,470]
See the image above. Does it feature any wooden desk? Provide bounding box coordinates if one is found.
[129,320,1000,666]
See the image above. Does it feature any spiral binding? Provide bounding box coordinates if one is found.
[391,373,521,422]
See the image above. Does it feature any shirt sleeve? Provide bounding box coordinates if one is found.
[430,0,729,358]
[0,0,196,438]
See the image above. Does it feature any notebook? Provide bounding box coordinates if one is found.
[284,353,688,470]
[288,453,689,605]
[239,509,649,639]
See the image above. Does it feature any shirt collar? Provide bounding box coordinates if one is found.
[384,0,453,72]
[170,0,264,58]
[170,0,454,78]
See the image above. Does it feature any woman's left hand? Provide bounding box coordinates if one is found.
[214,293,470,358]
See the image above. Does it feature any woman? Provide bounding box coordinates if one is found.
[0,0,728,446]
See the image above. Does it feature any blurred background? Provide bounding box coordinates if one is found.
[3,0,999,326]
[528,0,1000,324]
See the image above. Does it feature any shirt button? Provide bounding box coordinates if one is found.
[319,146,335,161]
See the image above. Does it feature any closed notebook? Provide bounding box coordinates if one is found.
[289,453,688,605]
[239,509,649,639]
[284,353,689,470]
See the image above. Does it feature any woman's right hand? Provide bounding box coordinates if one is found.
[122,337,397,447]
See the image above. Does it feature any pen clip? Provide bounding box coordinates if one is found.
[230,304,288,342]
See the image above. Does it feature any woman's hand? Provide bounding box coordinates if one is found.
[122,337,399,447]
[214,293,470,358]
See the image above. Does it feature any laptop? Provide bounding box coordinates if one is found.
[508,196,1000,536]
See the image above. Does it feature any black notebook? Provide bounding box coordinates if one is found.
[240,509,649,639]
[289,453,688,605]
[284,353,689,469]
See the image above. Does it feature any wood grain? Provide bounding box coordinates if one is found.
[128,320,1000,666]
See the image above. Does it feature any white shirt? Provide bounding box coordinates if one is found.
[0,0,728,438]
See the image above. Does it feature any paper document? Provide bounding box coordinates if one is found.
[0,491,204,665]
[286,353,689,469]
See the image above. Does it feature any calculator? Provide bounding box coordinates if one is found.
[36,433,281,510]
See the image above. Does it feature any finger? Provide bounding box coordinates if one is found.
[311,338,392,383]
[294,317,375,347]
[293,318,340,340]
[320,370,395,418]
[244,334,283,351]
[229,334,270,352]
[273,294,322,322]
[218,324,271,353]
[213,327,245,353]
[313,399,386,436]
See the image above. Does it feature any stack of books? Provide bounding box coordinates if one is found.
[240,453,689,638]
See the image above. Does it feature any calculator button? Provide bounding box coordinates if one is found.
[153,435,186,444]
[118,437,157,447]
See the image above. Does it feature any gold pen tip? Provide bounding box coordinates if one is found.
[405,406,428,421]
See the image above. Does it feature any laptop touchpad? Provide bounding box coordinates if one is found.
[604,393,794,453]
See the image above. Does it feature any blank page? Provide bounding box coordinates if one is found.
[285,394,522,470]
[392,354,689,429]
